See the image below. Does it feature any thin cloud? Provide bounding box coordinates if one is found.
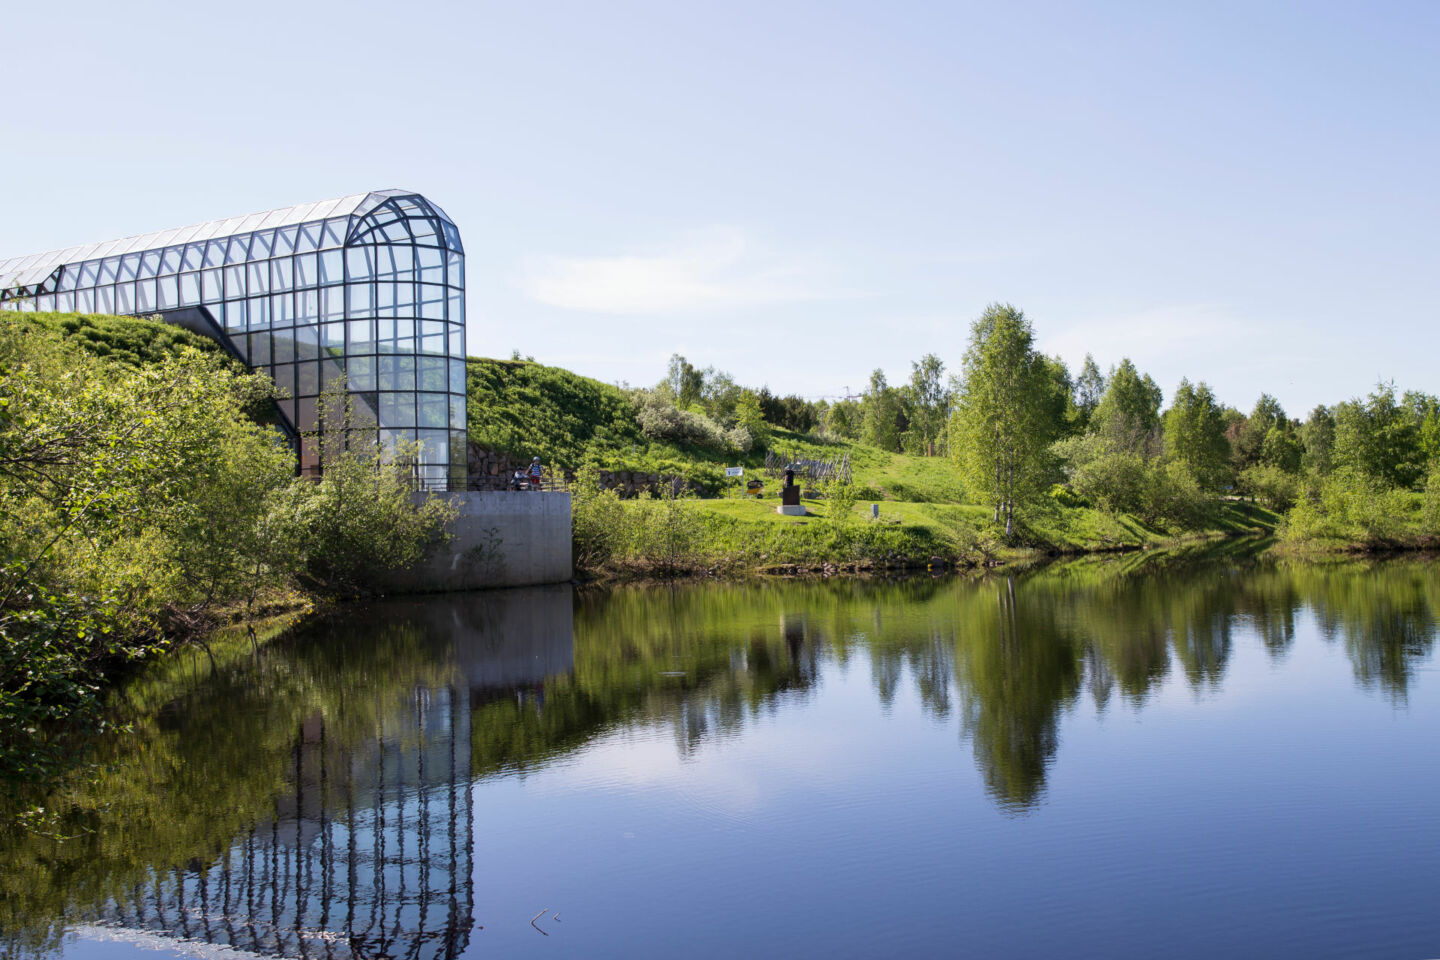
[516,226,848,314]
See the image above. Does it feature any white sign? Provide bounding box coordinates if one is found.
[725,466,744,477]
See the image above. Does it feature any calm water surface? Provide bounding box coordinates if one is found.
[5,551,1439,959]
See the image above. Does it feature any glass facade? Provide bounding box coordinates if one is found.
[0,189,468,487]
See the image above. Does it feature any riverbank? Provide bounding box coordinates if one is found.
[573,494,1280,581]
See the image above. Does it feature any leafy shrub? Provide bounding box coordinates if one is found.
[633,389,740,453]
[1238,463,1301,510]
[1280,469,1414,546]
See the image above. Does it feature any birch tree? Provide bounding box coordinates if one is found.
[949,304,1054,539]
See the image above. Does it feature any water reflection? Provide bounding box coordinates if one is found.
[3,554,1438,958]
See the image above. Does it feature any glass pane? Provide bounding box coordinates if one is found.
[226,236,249,264]
[249,230,274,259]
[447,290,463,325]
[348,282,374,318]
[97,286,115,314]
[348,318,376,353]
[449,358,467,393]
[99,258,119,284]
[202,267,223,302]
[379,392,416,427]
[79,262,99,286]
[295,252,318,288]
[225,264,247,299]
[204,239,227,267]
[448,323,464,356]
[120,253,141,280]
[271,291,293,326]
[294,323,319,360]
[321,356,344,391]
[247,262,270,295]
[417,429,449,464]
[274,225,298,255]
[270,257,293,292]
[224,299,245,331]
[161,248,182,275]
[249,332,271,366]
[140,250,161,278]
[116,283,135,314]
[450,394,466,429]
[322,321,345,353]
[272,329,295,364]
[182,244,204,271]
[396,283,417,317]
[319,249,344,285]
[179,272,200,306]
[419,284,445,320]
[417,246,444,282]
[297,223,321,253]
[321,219,346,248]
[296,289,319,324]
[247,296,270,330]
[349,356,376,391]
[77,289,95,313]
[419,320,445,355]
[135,280,155,311]
[298,395,318,431]
[345,247,374,281]
[419,356,446,391]
[297,361,319,397]
[410,218,439,245]
[321,285,345,321]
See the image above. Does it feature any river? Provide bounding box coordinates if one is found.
[4,548,1438,959]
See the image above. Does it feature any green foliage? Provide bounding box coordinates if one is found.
[900,353,948,455]
[1239,463,1302,511]
[734,389,771,450]
[1301,405,1335,475]
[1090,358,1162,453]
[861,368,904,452]
[1163,378,1231,490]
[1073,353,1106,430]
[466,356,645,468]
[949,303,1057,538]
[22,311,229,368]
[1280,469,1418,548]
[0,317,455,788]
[1332,382,1424,489]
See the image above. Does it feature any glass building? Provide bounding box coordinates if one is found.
[0,189,468,487]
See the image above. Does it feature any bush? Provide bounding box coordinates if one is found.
[1238,463,1301,511]
[1280,469,1413,547]
[1070,450,1148,515]
[633,389,737,452]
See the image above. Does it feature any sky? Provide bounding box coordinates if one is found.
[2,0,1437,416]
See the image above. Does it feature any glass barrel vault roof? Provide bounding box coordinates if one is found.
[0,189,468,488]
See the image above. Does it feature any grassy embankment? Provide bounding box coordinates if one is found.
[466,357,1279,575]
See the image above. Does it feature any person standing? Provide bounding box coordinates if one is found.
[528,456,543,490]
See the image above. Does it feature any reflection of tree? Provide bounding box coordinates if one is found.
[1287,560,1440,701]
[955,577,1080,811]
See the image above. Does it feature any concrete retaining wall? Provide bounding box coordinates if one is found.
[378,490,573,593]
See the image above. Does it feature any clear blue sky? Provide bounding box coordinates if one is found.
[3,1,1437,416]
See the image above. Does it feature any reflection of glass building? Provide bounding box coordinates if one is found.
[93,687,475,959]
[0,190,467,485]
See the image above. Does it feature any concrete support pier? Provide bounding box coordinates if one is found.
[379,491,573,592]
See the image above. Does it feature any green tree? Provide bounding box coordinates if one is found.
[1233,393,1286,472]
[1301,405,1335,475]
[664,354,703,408]
[1332,382,1424,489]
[1090,358,1162,454]
[901,354,948,456]
[949,304,1055,538]
[734,389,771,450]
[861,369,903,452]
[1073,354,1106,430]
[1162,378,1231,490]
